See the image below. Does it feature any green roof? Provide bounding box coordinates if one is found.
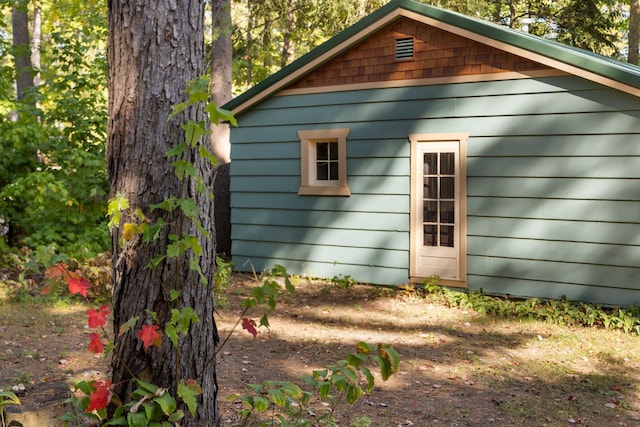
[224,0,640,114]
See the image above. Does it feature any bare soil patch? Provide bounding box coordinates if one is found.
[1,272,640,426]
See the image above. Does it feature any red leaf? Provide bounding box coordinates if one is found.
[137,324,162,350]
[242,317,257,339]
[86,380,112,412]
[68,277,91,297]
[88,333,104,354]
[87,305,110,328]
[45,263,68,280]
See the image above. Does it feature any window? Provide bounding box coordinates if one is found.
[298,128,350,196]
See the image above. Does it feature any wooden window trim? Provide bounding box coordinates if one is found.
[298,128,351,196]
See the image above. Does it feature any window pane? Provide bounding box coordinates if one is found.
[440,176,454,199]
[329,142,338,160]
[440,225,454,247]
[424,177,438,199]
[424,201,438,222]
[329,162,338,180]
[440,152,454,175]
[424,224,437,246]
[424,153,437,175]
[316,162,328,180]
[440,201,454,224]
[317,143,329,160]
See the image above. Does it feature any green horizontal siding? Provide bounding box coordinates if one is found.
[244,91,640,127]
[232,255,407,285]
[468,276,640,307]
[468,217,640,246]
[232,193,409,213]
[468,256,638,293]
[468,236,640,268]
[257,77,607,109]
[468,177,640,201]
[232,208,409,232]
[230,75,640,303]
[233,241,408,269]
[469,135,640,157]
[232,224,408,251]
[231,112,639,144]
[468,197,640,223]
[468,156,640,178]
[231,175,409,195]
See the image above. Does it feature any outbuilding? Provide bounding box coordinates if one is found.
[224,0,640,306]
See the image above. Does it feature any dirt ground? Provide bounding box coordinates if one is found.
[1,271,640,426]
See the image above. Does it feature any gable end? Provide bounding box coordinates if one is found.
[286,17,553,91]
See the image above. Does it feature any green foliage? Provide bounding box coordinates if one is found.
[63,379,189,427]
[0,390,20,427]
[214,255,234,308]
[0,1,109,259]
[230,341,399,426]
[416,276,640,335]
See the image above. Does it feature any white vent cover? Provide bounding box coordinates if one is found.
[395,37,414,60]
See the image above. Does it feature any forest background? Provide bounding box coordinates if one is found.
[1,0,639,261]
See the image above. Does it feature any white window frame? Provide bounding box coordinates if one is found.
[298,128,351,196]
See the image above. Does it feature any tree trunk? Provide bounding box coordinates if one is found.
[630,0,640,64]
[107,1,219,425]
[12,0,33,101]
[210,0,233,255]
[31,2,41,88]
[280,0,296,69]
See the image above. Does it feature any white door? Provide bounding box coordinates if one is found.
[410,135,466,284]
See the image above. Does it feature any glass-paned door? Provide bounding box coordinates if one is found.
[413,141,460,280]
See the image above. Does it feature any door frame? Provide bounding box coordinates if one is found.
[409,133,468,288]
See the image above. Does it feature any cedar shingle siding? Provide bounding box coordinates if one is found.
[289,18,551,89]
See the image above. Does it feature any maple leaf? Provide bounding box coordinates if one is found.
[87,305,110,328]
[137,324,162,350]
[241,317,258,339]
[67,276,92,297]
[86,380,112,412]
[45,263,68,280]
[88,333,104,354]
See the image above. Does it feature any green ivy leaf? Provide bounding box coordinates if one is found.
[153,393,177,415]
[259,312,270,329]
[182,120,209,146]
[177,380,200,417]
[172,160,197,180]
[165,141,188,159]
[107,194,129,229]
[205,102,237,127]
[171,307,200,334]
[165,323,179,348]
[126,411,148,427]
[198,145,218,165]
[167,410,184,422]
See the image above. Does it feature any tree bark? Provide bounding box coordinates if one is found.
[210,0,233,255]
[12,0,33,101]
[630,0,640,64]
[107,1,219,425]
[31,2,41,88]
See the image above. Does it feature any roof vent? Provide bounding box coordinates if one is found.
[395,37,414,60]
